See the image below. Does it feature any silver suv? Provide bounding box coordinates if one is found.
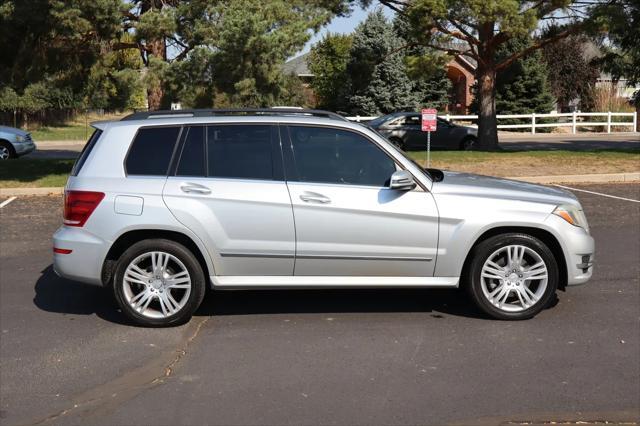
[53,109,594,326]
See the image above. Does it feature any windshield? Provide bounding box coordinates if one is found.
[367,114,394,127]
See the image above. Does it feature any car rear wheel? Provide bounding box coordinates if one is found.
[466,233,558,320]
[460,136,476,151]
[113,239,206,327]
[0,142,15,160]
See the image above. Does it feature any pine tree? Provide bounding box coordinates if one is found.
[494,37,555,115]
[345,10,420,115]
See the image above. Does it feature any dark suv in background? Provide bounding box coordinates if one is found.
[368,112,478,151]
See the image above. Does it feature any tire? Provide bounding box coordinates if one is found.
[389,137,405,150]
[466,233,559,320]
[0,141,15,160]
[460,136,476,151]
[112,239,206,327]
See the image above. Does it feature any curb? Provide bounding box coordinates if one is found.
[0,187,64,196]
[36,140,86,147]
[1,173,638,197]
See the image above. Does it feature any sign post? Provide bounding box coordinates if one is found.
[421,108,437,168]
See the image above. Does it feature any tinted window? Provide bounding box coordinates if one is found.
[401,115,421,126]
[176,126,205,176]
[71,129,102,176]
[207,125,273,180]
[126,126,181,176]
[288,126,396,187]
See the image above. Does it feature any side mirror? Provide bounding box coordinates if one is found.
[389,170,416,191]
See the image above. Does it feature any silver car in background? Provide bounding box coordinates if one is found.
[0,125,37,159]
[52,109,594,327]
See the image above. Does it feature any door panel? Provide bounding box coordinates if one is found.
[283,124,439,278]
[288,182,439,276]
[162,124,294,277]
[163,178,295,276]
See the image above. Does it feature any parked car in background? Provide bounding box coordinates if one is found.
[53,108,593,327]
[368,112,477,151]
[0,126,36,159]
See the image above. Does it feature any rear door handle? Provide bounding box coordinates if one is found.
[300,191,330,204]
[180,182,211,195]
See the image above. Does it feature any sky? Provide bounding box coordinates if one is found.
[295,4,395,57]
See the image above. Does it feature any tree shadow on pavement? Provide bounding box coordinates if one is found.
[33,265,130,325]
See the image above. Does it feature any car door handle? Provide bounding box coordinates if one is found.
[300,192,330,204]
[180,182,211,195]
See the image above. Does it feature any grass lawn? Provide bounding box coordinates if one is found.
[29,112,129,141]
[0,159,74,188]
[408,149,640,177]
[0,150,638,188]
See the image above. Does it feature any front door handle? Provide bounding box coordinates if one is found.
[300,191,330,204]
[180,182,211,195]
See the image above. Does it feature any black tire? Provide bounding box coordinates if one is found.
[112,239,206,327]
[389,137,405,150]
[465,233,559,320]
[459,136,476,151]
[0,141,15,160]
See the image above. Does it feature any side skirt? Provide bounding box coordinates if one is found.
[210,276,459,290]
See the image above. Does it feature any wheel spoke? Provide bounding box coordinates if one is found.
[157,294,169,316]
[515,288,526,307]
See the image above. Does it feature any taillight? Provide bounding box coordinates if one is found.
[63,190,105,227]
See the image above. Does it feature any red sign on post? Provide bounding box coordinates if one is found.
[421,108,437,132]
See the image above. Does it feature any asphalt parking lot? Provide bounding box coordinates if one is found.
[0,183,638,425]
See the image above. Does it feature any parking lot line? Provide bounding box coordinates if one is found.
[554,184,640,203]
[0,196,17,208]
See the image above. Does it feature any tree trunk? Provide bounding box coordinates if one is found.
[146,38,166,111]
[476,63,500,150]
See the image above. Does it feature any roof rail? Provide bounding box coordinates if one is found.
[120,108,348,122]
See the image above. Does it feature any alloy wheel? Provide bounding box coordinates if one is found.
[480,245,548,313]
[122,251,192,319]
[0,146,10,160]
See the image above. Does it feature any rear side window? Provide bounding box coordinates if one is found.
[126,126,181,176]
[176,126,205,176]
[71,129,102,176]
[207,125,273,180]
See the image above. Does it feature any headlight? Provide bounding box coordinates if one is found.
[553,204,589,231]
[15,135,26,143]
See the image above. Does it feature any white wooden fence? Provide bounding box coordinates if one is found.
[346,111,638,134]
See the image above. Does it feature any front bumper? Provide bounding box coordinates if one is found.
[52,226,107,286]
[545,214,595,286]
[14,141,36,156]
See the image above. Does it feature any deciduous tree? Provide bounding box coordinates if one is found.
[380,0,612,150]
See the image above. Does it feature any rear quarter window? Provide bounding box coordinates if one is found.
[126,126,181,176]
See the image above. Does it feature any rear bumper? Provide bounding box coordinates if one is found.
[52,226,107,286]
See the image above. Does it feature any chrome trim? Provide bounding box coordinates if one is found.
[220,253,432,261]
[220,252,294,259]
[298,254,432,261]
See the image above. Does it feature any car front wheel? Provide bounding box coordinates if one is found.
[113,239,206,327]
[0,142,15,160]
[466,233,559,320]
